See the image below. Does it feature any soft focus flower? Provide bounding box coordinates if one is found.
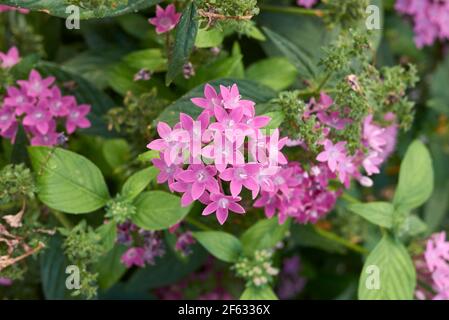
[395,0,449,48]
[296,0,318,8]
[0,68,91,146]
[121,247,146,268]
[202,193,245,225]
[0,5,29,14]
[0,47,20,68]
[149,4,181,34]
[0,277,13,286]
[316,139,347,172]
[277,256,307,299]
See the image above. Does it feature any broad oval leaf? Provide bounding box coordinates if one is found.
[29,147,110,214]
[246,57,298,91]
[358,234,416,300]
[240,219,290,255]
[132,191,190,230]
[0,0,162,19]
[348,202,394,228]
[122,167,158,201]
[193,231,242,263]
[393,140,434,211]
[240,286,278,300]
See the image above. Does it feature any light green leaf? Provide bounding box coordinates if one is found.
[393,140,434,212]
[29,147,110,214]
[0,0,162,19]
[246,57,297,91]
[348,202,394,228]
[358,234,416,300]
[96,245,127,290]
[398,215,428,237]
[193,231,242,263]
[102,139,130,169]
[240,219,290,255]
[122,167,158,201]
[166,2,198,85]
[97,221,117,253]
[132,191,190,230]
[240,286,278,300]
[122,49,167,72]
[195,28,224,48]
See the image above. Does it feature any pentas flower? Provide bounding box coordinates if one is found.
[297,0,318,8]
[0,47,20,68]
[0,66,91,146]
[149,4,181,34]
[121,247,146,268]
[415,232,449,300]
[202,194,245,225]
[146,83,289,224]
[316,140,347,172]
[0,5,29,14]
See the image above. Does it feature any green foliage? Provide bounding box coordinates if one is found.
[193,231,242,263]
[233,249,278,289]
[0,164,35,205]
[105,196,136,224]
[240,219,290,256]
[246,57,298,91]
[348,202,394,228]
[121,167,158,201]
[29,147,110,214]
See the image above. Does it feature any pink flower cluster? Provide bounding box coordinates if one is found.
[149,4,181,34]
[416,232,449,300]
[309,93,398,188]
[254,162,339,224]
[395,0,449,48]
[297,0,318,8]
[0,69,91,146]
[0,5,29,14]
[147,83,288,225]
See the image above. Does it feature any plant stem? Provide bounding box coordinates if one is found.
[185,216,212,231]
[259,4,327,17]
[313,225,369,255]
[52,211,73,229]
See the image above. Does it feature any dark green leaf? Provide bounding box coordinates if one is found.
[240,219,290,255]
[193,231,242,263]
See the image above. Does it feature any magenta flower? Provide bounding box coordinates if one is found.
[152,157,182,190]
[191,84,223,116]
[362,152,382,176]
[317,111,352,130]
[0,46,20,68]
[297,0,318,8]
[363,115,387,152]
[3,86,34,115]
[220,163,261,198]
[47,87,73,117]
[202,193,245,225]
[22,102,53,134]
[30,122,59,146]
[335,156,356,188]
[17,70,55,98]
[176,164,219,200]
[121,247,146,268]
[316,139,347,172]
[65,104,91,134]
[0,106,16,134]
[0,5,29,14]
[220,84,255,116]
[171,181,211,207]
[149,4,181,34]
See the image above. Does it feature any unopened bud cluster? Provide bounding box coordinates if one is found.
[233,249,279,288]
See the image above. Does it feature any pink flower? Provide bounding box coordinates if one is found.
[65,104,91,134]
[363,115,387,152]
[3,86,34,115]
[220,84,255,116]
[176,164,219,200]
[219,163,261,198]
[202,193,245,225]
[152,157,182,189]
[0,5,29,14]
[335,156,356,188]
[171,181,211,207]
[149,4,181,34]
[147,121,189,165]
[362,152,383,176]
[297,0,318,8]
[0,46,20,68]
[191,84,223,116]
[121,247,146,268]
[30,122,59,146]
[317,111,352,130]
[0,106,16,133]
[22,101,53,134]
[17,70,55,98]
[316,139,347,172]
[47,87,73,117]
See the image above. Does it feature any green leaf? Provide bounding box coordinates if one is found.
[240,219,290,255]
[122,49,167,72]
[397,215,428,237]
[262,111,285,130]
[246,57,298,91]
[348,202,394,228]
[193,231,242,263]
[97,221,117,253]
[262,26,317,79]
[165,2,198,85]
[96,245,127,290]
[132,191,190,230]
[0,0,162,19]
[122,167,158,201]
[10,124,29,165]
[290,224,346,254]
[195,28,224,48]
[29,147,110,214]
[157,79,277,126]
[358,234,416,300]
[240,286,278,300]
[393,140,434,212]
[428,55,449,116]
[102,139,131,169]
